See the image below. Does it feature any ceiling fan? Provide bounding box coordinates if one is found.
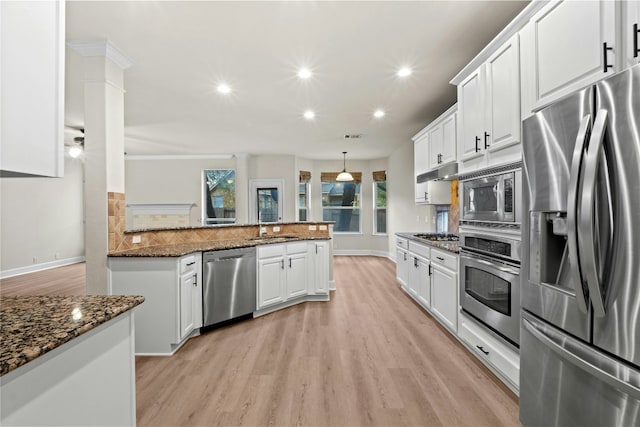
[64,125,84,158]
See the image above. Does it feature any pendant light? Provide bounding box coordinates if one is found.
[336,151,354,182]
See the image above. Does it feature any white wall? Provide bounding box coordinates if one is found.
[125,157,236,226]
[386,142,436,258]
[0,156,85,273]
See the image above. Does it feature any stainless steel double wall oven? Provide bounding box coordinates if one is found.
[459,163,522,346]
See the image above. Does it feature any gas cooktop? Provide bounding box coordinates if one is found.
[413,233,459,242]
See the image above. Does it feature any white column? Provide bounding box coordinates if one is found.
[68,40,132,294]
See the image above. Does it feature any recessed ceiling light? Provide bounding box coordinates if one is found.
[397,67,412,77]
[216,83,231,94]
[374,109,385,118]
[298,68,312,79]
[304,110,315,120]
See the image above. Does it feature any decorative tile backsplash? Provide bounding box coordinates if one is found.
[107,192,331,253]
[449,179,460,235]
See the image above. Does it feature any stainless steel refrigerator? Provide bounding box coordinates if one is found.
[520,63,640,426]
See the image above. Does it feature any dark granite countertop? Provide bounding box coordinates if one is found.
[126,221,335,233]
[395,232,460,254]
[0,295,144,376]
[109,235,332,257]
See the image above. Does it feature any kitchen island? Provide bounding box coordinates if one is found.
[0,295,143,426]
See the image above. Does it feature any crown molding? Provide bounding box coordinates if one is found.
[67,39,133,70]
[124,154,234,161]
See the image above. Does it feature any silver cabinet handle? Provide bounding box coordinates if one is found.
[567,114,592,314]
[580,110,608,317]
[281,259,285,270]
[289,258,292,269]
[436,256,445,261]
[186,261,196,266]
[193,273,197,287]
[522,314,640,400]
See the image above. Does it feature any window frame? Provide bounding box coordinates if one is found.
[202,169,237,226]
[321,179,362,234]
[298,182,311,222]
[373,180,387,236]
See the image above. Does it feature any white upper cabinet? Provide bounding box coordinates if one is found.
[457,34,521,173]
[623,0,640,68]
[427,105,457,170]
[458,69,484,162]
[523,0,616,113]
[0,1,65,177]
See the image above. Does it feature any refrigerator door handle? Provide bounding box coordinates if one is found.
[580,110,608,317]
[567,114,591,314]
[523,314,640,400]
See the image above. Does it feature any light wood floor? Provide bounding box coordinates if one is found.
[1,257,520,426]
[137,256,520,427]
[0,263,86,296]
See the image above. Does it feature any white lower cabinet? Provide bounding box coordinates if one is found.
[286,244,309,299]
[309,241,330,295]
[109,253,202,355]
[395,238,410,288]
[257,242,316,310]
[411,255,431,308]
[459,312,519,392]
[430,249,458,333]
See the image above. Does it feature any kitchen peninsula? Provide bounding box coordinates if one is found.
[108,222,333,355]
[0,295,144,426]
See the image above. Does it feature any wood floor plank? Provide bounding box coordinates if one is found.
[0,262,86,296]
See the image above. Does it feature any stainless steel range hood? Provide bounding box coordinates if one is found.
[416,162,458,183]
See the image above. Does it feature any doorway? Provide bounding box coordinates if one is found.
[249,179,284,223]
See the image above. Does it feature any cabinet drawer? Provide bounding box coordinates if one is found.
[431,249,457,271]
[409,241,430,259]
[258,244,285,259]
[459,315,519,388]
[396,237,409,250]
[286,242,308,255]
[180,255,198,273]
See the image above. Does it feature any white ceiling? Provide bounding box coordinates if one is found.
[64,1,528,160]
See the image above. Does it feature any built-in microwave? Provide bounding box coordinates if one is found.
[461,170,520,223]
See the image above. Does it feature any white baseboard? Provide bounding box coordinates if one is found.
[0,256,86,279]
[334,249,393,259]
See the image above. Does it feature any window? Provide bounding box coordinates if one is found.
[298,171,311,221]
[321,172,362,233]
[202,169,236,225]
[373,171,387,235]
[436,205,449,233]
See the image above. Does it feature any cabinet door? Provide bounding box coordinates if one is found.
[396,248,409,288]
[179,272,195,340]
[624,0,640,68]
[431,266,458,333]
[485,34,521,153]
[529,0,616,110]
[1,1,64,177]
[428,125,443,170]
[458,68,484,162]
[258,256,285,308]
[440,112,457,165]
[287,252,308,299]
[408,256,420,298]
[313,242,329,294]
[414,258,431,309]
[414,137,429,202]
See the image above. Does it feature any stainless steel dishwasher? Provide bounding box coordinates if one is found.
[202,247,256,327]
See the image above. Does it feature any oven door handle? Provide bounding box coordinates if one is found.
[567,114,591,314]
[460,252,519,276]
